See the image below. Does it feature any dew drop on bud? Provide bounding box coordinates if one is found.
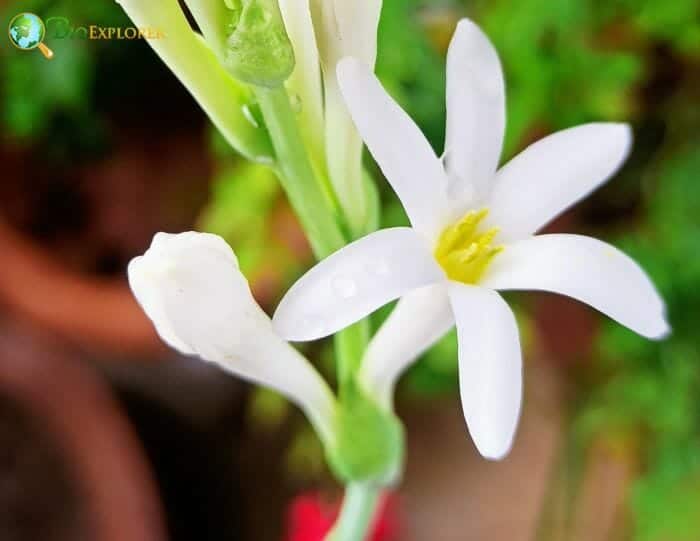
[366,260,391,278]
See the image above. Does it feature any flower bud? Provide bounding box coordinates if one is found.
[223,0,296,87]
[128,232,335,442]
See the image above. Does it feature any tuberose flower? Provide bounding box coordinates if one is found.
[128,232,336,443]
[273,19,669,460]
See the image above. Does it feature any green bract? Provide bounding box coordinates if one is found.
[326,380,404,485]
[223,0,295,88]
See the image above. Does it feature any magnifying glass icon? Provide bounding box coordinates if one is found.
[8,13,54,59]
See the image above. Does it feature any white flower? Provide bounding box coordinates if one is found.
[128,232,336,443]
[272,19,670,460]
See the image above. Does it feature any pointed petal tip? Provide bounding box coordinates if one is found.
[477,440,515,462]
[611,121,633,154]
[451,17,502,69]
[592,122,634,169]
[271,305,324,343]
[454,17,486,39]
[644,315,672,341]
[468,410,520,461]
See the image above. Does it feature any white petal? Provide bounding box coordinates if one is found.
[324,74,370,235]
[128,256,195,355]
[128,232,336,442]
[309,0,382,69]
[488,123,633,242]
[359,284,454,408]
[273,228,443,341]
[337,58,450,240]
[448,284,522,460]
[445,18,506,207]
[481,234,670,339]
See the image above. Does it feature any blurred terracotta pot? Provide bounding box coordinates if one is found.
[0,337,166,541]
[0,219,164,357]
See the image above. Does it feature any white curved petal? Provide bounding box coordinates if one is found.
[482,234,670,339]
[273,228,443,341]
[310,0,382,69]
[445,18,506,208]
[488,123,633,242]
[359,284,455,408]
[128,232,336,442]
[337,58,450,240]
[448,284,522,460]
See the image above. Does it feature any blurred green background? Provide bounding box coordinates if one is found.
[0,0,698,540]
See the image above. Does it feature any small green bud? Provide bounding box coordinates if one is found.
[223,0,295,88]
[326,380,405,485]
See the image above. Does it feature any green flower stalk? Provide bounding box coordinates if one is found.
[118,1,391,539]
[181,0,347,259]
[326,380,404,485]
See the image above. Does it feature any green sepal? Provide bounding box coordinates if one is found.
[223,0,295,88]
[326,379,405,485]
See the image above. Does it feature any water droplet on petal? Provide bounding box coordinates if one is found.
[290,93,303,114]
[366,260,391,278]
[331,275,358,299]
[301,316,325,337]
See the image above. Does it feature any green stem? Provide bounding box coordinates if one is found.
[256,85,370,387]
[255,85,346,259]
[326,484,381,541]
[335,321,370,387]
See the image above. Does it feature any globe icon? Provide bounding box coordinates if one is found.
[8,12,53,58]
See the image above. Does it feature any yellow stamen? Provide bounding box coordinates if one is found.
[434,209,503,284]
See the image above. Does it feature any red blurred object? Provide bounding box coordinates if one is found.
[285,492,398,541]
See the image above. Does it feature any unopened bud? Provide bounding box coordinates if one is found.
[224,0,295,87]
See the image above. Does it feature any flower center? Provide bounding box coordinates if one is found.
[434,209,503,284]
